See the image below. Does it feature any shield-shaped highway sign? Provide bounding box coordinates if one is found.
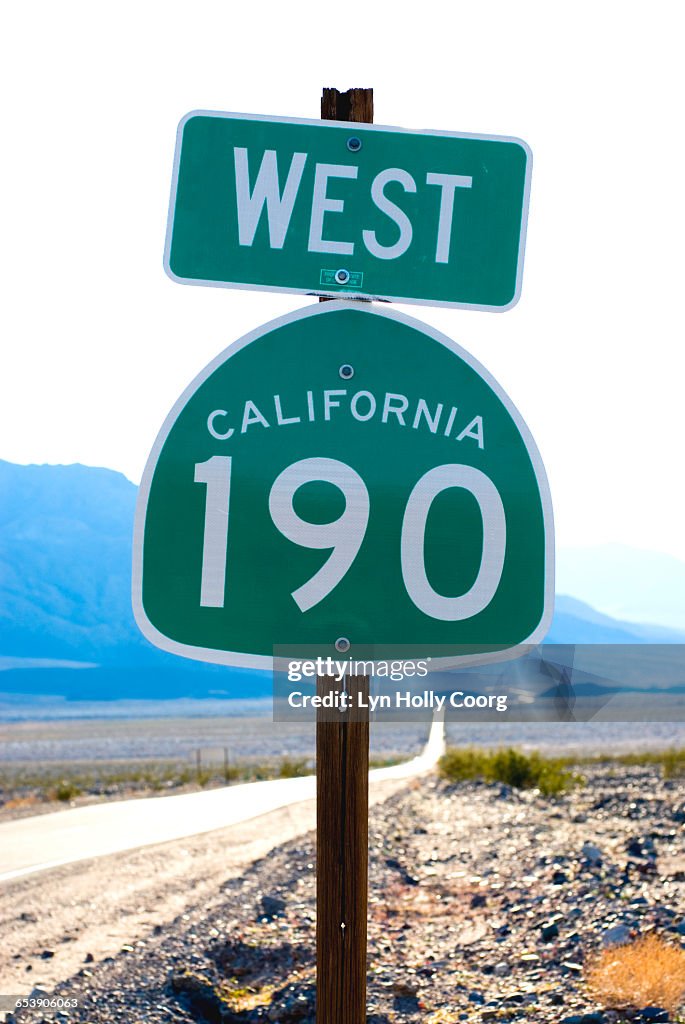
[133,302,553,669]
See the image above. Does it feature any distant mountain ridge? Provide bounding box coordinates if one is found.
[549,594,685,644]
[557,544,685,631]
[0,460,142,664]
[0,460,681,701]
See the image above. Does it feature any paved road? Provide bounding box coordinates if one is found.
[0,717,445,882]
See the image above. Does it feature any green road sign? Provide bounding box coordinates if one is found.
[165,112,531,311]
[133,303,553,669]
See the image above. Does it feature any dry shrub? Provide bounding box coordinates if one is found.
[220,981,276,1013]
[439,747,578,796]
[586,934,685,1013]
[2,794,40,811]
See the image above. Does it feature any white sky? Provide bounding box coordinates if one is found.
[1,1,683,559]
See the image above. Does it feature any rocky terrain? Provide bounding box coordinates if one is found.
[6,764,685,1024]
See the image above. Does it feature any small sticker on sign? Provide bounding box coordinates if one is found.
[320,269,364,289]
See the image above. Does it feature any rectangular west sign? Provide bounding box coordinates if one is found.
[165,111,532,311]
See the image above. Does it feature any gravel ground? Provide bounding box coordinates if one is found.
[6,766,685,1024]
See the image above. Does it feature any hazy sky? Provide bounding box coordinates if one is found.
[1,1,683,560]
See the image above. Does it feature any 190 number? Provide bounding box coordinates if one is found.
[194,455,506,622]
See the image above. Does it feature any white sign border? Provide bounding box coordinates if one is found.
[132,300,554,672]
[164,110,532,313]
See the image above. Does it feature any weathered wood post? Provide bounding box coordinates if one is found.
[316,86,373,1024]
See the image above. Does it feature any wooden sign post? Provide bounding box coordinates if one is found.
[316,671,369,1023]
[316,86,373,1024]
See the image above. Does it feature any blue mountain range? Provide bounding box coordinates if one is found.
[0,459,681,701]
